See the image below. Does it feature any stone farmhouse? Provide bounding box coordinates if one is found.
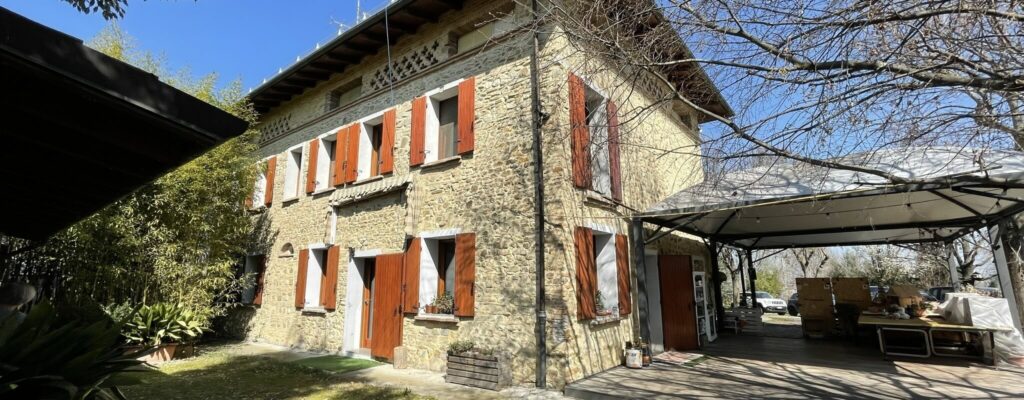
[230,0,731,388]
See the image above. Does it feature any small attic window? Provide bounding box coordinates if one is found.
[328,79,362,111]
[456,22,495,53]
[279,243,295,258]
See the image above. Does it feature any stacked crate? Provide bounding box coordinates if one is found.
[832,277,873,312]
[796,278,834,338]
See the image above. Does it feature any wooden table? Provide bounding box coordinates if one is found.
[858,315,1011,365]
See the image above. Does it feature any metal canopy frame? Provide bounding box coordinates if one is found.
[628,148,1024,345]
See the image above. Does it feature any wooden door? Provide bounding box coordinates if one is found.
[659,255,698,350]
[370,253,404,361]
[360,258,376,349]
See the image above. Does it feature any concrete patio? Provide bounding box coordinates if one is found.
[565,334,1024,399]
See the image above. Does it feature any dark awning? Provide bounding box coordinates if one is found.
[0,7,249,240]
[637,148,1024,249]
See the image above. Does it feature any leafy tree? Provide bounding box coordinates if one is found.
[0,24,259,324]
[62,0,129,20]
[756,267,783,298]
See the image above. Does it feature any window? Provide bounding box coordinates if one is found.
[328,79,361,110]
[251,165,267,208]
[436,239,456,296]
[574,226,631,320]
[584,86,611,196]
[315,134,337,190]
[295,246,340,311]
[410,78,475,166]
[426,85,459,163]
[569,73,622,201]
[592,232,619,315]
[456,22,494,53]
[304,248,326,309]
[359,116,387,179]
[409,233,476,317]
[283,146,303,199]
[242,255,265,305]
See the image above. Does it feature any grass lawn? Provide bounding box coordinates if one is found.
[121,347,433,400]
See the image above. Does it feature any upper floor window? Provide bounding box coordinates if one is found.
[283,146,303,200]
[410,78,476,166]
[455,22,494,53]
[328,79,361,111]
[569,73,623,202]
[359,115,388,179]
[315,134,338,191]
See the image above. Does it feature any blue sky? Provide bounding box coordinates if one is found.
[1,0,392,92]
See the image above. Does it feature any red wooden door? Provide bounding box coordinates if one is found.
[659,255,698,350]
[371,253,404,361]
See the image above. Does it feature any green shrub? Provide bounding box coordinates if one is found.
[447,340,475,355]
[0,301,150,399]
[123,303,207,346]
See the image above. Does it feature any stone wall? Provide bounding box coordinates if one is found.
[235,0,544,384]
[233,0,716,389]
[534,24,710,387]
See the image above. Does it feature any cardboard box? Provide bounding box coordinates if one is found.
[885,285,923,307]
[796,278,832,301]
[832,277,873,310]
[799,301,835,318]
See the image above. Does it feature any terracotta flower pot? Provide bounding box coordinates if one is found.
[127,343,179,364]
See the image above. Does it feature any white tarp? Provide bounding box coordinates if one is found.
[938,294,1024,364]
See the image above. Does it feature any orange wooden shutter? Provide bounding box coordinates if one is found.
[295,249,309,308]
[345,124,360,183]
[321,245,340,310]
[253,255,267,306]
[454,232,476,317]
[569,73,591,189]
[410,96,426,166]
[457,77,476,155]
[403,238,421,314]
[607,100,622,202]
[574,227,596,319]
[332,128,347,186]
[616,234,631,315]
[263,157,277,207]
[380,108,396,174]
[305,139,319,194]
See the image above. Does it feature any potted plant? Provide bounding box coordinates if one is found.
[424,293,455,314]
[595,290,611,316]
[435,292,455,314]
[123,303,207,363]
[445,340,509,390]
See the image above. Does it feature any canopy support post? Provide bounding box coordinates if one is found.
[746,249,757,309]
[946,245,960,291]
[708,240,725,328]
[738,248,748,307]
[990,221,1023,331]
[631,218,653,348]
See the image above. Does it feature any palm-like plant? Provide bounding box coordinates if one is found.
[123,303,206,346]
[0,301,151,399]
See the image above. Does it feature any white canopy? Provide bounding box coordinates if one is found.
[638,148,1024,249]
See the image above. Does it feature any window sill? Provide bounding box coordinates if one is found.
[247,205,267,213]
[351,175,384,186]
[584,191,620,210]
[420,156,461,170]
[589,314,625,326]
[282,196,300,204]
[301,307,328,315]
[312,187,335,196]
[414,313,459,324]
